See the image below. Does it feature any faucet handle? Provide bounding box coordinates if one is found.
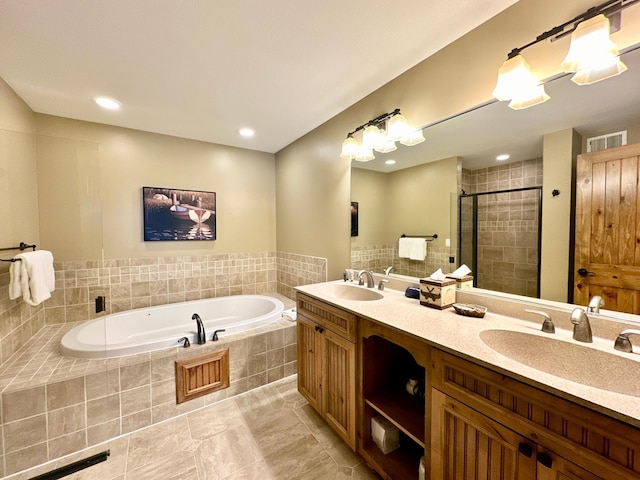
[525,309,555,334]
[378,279,389,291]
[614,329,640,353]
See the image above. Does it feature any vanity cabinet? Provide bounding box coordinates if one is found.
[296,293,357,449]
[430,349,640,480]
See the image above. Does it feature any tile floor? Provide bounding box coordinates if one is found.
[8,376,380,480]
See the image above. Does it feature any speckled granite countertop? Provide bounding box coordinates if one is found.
[296,280,640,429]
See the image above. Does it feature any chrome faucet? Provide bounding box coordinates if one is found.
[587,295,604,314]
[358,270,375,288]
[525,309,555,334]
[613,329,640,353]
[384,266,395,276]
[192,313,206,344]
[378,279,389,291]
[570,308,593,343]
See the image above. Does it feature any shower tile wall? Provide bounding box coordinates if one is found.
[463,158,543,297]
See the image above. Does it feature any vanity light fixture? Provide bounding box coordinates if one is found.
[93,96,121,111]
[340,109,424,161]
[493,0,636,110]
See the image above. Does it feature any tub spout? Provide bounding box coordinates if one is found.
[192,313,206,345]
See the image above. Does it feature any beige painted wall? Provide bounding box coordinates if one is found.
[350,168,388,247]
[275,0,640,282]
[541,128,582,302]
[35,115,276,261]
[387,157,458,246]
[0,78,39,253]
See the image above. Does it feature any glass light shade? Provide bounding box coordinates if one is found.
[362,124,383,149]
[492,55,550,109]
[561,14,627,85]
[340,136,358,159]
[354,146,375,162]
[387,113,411,141]
[400,129,425,146]
[374,139,397,153]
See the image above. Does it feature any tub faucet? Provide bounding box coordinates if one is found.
[358,270,375,288]
[192,313,206,344]
[570,308,593,343]
[587,295,604,314]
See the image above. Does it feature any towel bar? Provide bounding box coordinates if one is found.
[0,242,36,262]
[400,234,438,241]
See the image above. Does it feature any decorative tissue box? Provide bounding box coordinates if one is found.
[446,275,474,290]
[419,277,456,309]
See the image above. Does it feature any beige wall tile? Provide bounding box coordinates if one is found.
[121,385,151,417]
[87,394,120,427]
[47,377,85,410]
[2,386,46,423]
[120,361,150,391]
[48,403,86,438]
[48,430,87,459]
[4,414,47,453]
[5,443,48,475]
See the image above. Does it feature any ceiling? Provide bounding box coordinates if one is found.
[0,0,519,154]
[354,45,640,172]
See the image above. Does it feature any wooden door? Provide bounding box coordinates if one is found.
[321,328,356,450]
[431,389,536,480]
[297,314,322,412]
[575,142,640,313]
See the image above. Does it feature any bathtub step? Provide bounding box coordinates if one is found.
[175,348,230,404]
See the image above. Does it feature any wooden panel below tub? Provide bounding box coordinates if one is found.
[175,348,229,404]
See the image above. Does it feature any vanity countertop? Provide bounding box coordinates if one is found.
[296,280,640,428]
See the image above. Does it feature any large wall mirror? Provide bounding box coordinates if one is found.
[351,44,640,304]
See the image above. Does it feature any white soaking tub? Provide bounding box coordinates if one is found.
[60,295,284,358]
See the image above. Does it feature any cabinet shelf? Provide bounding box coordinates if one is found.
[361,436,423,480]
[365,389,425,448]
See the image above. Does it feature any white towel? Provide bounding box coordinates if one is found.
[399,238,427,261]
[9,261,23,300]
[12,250,55,306]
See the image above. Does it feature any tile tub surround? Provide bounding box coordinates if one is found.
[351,243,451,278]
[5,377,379,480]
[0,265,46,365]
[37,251,325,330]
[0,294,296,477]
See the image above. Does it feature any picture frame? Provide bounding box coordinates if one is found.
[351,201,358,237]
[142,186,216,241]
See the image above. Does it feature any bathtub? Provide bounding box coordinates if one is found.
[60,295,285,359]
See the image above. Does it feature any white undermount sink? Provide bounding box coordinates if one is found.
[480,329,640,396]
[320,284,384,301]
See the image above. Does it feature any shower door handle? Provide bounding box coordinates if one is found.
[577,268,595,277]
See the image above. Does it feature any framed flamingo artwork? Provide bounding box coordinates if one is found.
[142,186,216,241]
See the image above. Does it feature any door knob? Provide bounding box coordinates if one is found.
[577,268,595,277]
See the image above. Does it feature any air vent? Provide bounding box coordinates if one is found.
[586,131,627,152]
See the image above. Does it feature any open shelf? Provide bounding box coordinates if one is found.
[361,433,423,480]
[366,389,425,447]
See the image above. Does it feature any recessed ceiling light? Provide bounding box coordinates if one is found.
[385,159,396,165]
[93,96,121,111]
[496,154,510,161]
[239,128,255,138]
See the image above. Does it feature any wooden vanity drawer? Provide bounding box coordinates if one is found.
[430,348,640,479]
[297,293,357,342]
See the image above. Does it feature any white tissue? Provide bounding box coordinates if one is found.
[429,268,446,280]
[449,264,472,278]
[282,308,297,322]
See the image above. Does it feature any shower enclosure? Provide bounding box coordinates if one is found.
[458,186,542,298]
